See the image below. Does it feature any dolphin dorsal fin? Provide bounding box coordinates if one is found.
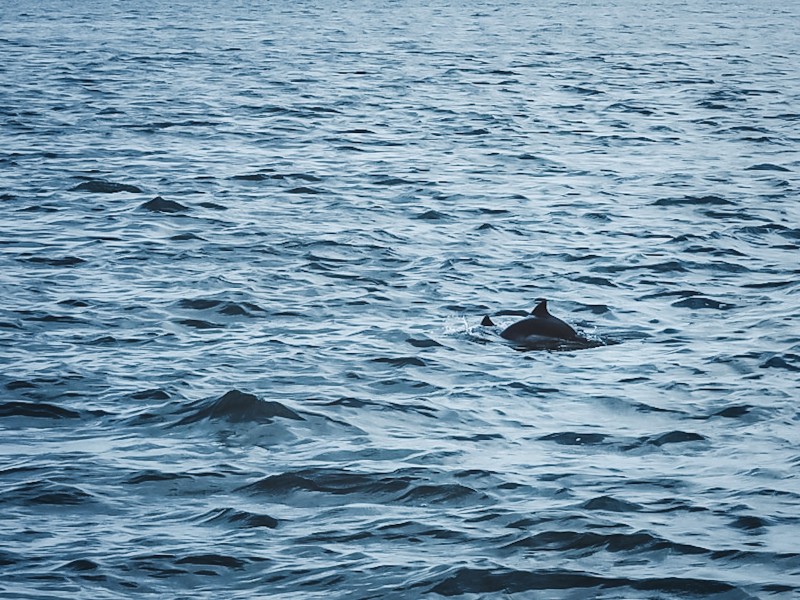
[531,299,550,318]
[481,315,495,327]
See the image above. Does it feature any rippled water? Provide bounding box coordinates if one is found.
[2,0,800,598]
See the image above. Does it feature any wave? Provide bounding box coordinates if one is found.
[239,467,485,507]
[199,507,278,529]
[426,567,742,597]
[173,390,303,425]
[2,480,96,506]
[0,401,80,419]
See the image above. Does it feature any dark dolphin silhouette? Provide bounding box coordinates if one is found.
[481,299,585,347]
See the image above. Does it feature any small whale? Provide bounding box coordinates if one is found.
[482,299,589,348]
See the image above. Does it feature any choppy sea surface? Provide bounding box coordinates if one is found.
[2,1,800,598]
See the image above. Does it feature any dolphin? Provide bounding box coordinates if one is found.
[481,299,584,347]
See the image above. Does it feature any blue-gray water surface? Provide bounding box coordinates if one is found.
[2,1,800,598]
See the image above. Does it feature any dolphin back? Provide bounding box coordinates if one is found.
[500,315,578,342]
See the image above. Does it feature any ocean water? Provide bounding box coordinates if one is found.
[2,0,800,598]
